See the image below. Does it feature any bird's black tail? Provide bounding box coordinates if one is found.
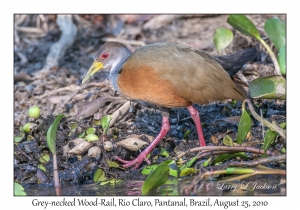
[213,48,257,77]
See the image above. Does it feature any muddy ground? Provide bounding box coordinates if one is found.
[14,14,286,189]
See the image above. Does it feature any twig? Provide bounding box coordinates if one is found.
[100,37,146,47]
[15,26,44,34]
[260,109,264,139]
[176,145,279,159]
[236,71,249,85]
[243,99,286,139]
[209,154,286,170]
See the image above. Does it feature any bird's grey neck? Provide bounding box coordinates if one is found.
[109,48,131,92]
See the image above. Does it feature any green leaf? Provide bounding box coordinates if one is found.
[179,168,196,177]
[141,164,158,175]
[278,46,286,75]
[101,115,113,135]
[179,155,197,170]
[226,167,254,174]
[223,135,233,146]
[142,163,170,195]
[14,133,25,143]
[14,182,26,196]
[38,164,46,172]
[47,114,64,154]
[39,153,50,163]
[106,160,119,168]
[227,15,261,40]
[165,160,178,177]
[100,180,109,185]
[93,119,101,126]
[160,148,169,157]
[236,108,252,144]
[183,130,191,139]
[68,122,77,132]
[202,158,212,167]
[213,27,233,54]
[77,132,85,138]
[264,17,286,50]
[211,152,248,165]
[263,122,286,155]
[93,168,106,183]
[249,75,286,99]
[86,127,96,135]
[86,134,99,142]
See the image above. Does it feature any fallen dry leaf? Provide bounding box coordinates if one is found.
[69,138,93,155]
[219,116,241,124]
[116,137,148,152]
[211,135,219,145]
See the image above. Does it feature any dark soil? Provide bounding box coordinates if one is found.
[14,14,286,190]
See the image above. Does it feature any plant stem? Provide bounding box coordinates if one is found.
[53,154,61,196]
[243,99,286,139]
[259,38,281,75]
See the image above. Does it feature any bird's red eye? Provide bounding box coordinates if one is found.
[101,53,109,59]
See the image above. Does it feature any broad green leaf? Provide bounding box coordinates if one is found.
[264,17,286,50]
[14,182,26,196]
[213,27,233,54]
[236,108,252,144]
[180,155,197,170]
[278,46,286,75]
[281,148,286,153]
[211,152,248,165]
[249,75,286,99]
[179,168,196,177]
[101,115,113,135]
[86,127,96,134]
[93,168,106,182]
[227,15,261,40]
[141,164,158,175]
[106,160,119,168]
[39,153,50,163]
[263,122,286,155]
[223,135,233,146]
[142,163,170,195]
[38,164,46,172]
[47,114,64,154]
[183,130,191,139]
[226,167,254,174]
[86,134,99,142]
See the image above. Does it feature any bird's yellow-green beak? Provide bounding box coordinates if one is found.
[82,60,104,84]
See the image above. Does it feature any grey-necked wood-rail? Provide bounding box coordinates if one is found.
[82,42,257,169]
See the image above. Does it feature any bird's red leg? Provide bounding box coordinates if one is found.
[187,106,206,147]
[114,111,170,169]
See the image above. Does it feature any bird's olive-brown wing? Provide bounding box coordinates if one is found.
[128,44,245,104]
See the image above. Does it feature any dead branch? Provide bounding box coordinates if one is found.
[42,15,77,71]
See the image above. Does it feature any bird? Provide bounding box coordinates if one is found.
[82,42,257,169]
